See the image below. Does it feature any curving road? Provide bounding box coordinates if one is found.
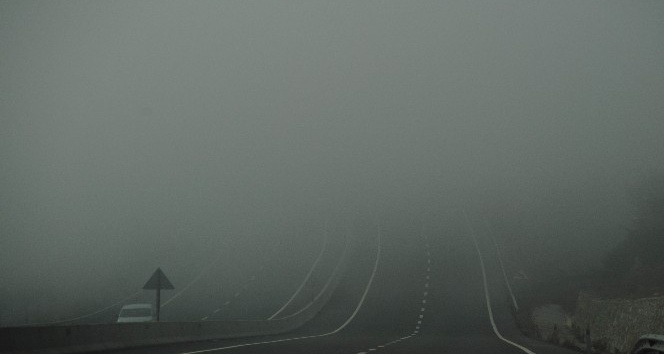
[106,213,579,354]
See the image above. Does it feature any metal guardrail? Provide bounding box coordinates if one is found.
[631,334,664,354]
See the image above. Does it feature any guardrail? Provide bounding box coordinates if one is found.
[0,233,355,354]
[631,334,664,354]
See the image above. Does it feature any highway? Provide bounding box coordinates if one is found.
[102,212,580,354]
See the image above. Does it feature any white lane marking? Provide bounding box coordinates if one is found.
[427,267,430,272]
[417,320,421,324]
[419,314,424,318]
[234,292,240,297]
[424,283,429,288]
[420,307,425,312]
[485,218,519,311]
[368,349,376,351]
[378,345,384,348]
[427,259,431,264]
[28,290,142,326]
[177,229,382,354]
[426,275,430,280]
[201,316,208,321]
[275,237,349,320]
[213,308,220,313]
[162,253,223,307]
[423,291,428,296]
[463,209,536,354]
[224,301,230,305]
[268,233,329,320]
[422,299,427,304]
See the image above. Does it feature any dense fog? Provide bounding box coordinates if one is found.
[1,1,663,325]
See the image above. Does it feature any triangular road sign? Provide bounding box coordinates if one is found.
[143,267,174,290]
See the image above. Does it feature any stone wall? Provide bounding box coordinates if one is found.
[574,292,664,353]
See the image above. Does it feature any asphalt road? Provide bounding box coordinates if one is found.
[105,213,579,354]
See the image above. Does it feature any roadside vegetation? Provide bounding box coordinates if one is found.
[505,174,664,353]
[598,174,664,298]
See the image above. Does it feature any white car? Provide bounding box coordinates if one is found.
[117,304,155,323]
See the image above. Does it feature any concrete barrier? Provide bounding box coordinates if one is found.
[1,234,355,354]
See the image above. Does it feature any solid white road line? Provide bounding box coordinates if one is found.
[275,236,349,320]
[267,233,329,320]
[463,209,536,354]
[485,218,519,311]
[177,229,382,354]
[162,251,224,307]
[30,290,142,326]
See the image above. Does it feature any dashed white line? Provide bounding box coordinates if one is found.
[224,301,230,305]
[213,308,220,313]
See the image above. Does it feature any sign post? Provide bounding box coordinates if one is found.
[143,267,174,321]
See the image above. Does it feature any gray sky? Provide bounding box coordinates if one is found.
[1,1,663,322]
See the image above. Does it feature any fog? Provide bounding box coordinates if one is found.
[1,1,663,325]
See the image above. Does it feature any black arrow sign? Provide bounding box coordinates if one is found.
[143,267,174,321]
[143,268,174,290]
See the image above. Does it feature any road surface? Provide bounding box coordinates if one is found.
[105,213,578,354]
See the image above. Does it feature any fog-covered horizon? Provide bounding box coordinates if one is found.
[2,1,663,325]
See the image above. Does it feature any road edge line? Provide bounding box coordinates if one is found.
[463,208,536,354]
